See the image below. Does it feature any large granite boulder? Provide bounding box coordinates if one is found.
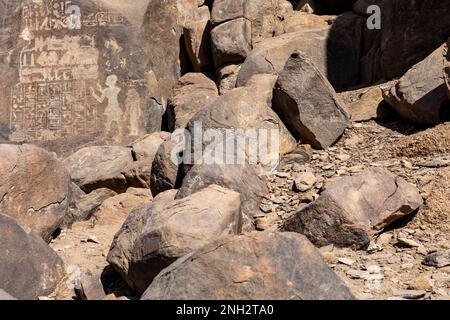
[108,185,242,293]
[383,44,450,125]
[142,232,355,300]
[0,144,71,241]
[0,213,64,300]
[283,168,423,250]
[273,51,349,149]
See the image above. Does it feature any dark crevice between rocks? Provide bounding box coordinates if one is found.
[382,207,420,233]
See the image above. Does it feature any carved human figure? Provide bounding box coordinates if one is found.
[90,75,122,135]
[125,88,142,136]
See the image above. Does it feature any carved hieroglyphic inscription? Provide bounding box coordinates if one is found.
[9,0,138,142]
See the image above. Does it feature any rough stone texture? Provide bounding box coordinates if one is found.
[107,189,177,294]
[1,0,168,153]
[124,132,171,189]
[93,190,151,226]
[142,232,356,300]
[150,138,182,197]
[63,188,117,227]
[183,6,213,72]
[0,289,16,300]
[217,64,241,95]
[176,163,269,220]
[443,38,450,101]
[343,86,392,122]
[64,146,135,193]
[383,44,450,125]
[0,213,64,300]
[274,11,333,35]
[283,168,423,250]
[211,18,251,68]
[0,144,71,241]
[210,0,293,46]
[141,0,200,102]
[166,73,218,132]
[236,21,363,92]
[108,186,242,293]
[186,75,297,171]
[273,51,349,149]
[130,132,171,161]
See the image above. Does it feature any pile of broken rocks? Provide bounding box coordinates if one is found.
[1,0,450,300]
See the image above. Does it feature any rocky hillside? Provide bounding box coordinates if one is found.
[1,0,450,300]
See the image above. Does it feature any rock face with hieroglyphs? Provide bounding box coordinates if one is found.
[0,0,162,155]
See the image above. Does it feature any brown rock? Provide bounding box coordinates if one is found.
[142,232,355,300]
[444,38,450,100]
[283,168,423,249]
[0,289,16,300]
[273,51,349,149]
[236,20,362,92]
[211,17,251,68]
[176,163,269,220]
[0,144,71,241]
[1,0,168,152]
[150,138,182,197]
[166,73,218,132]
[108,186,242,293]
[217,64,241,95]
[0,213,64,300]
[183,7,213,72]
[64,146,135,193]
[63,188,118,227]
[383,44,450,125]
[342,86,392,122]
[186,75,297,171]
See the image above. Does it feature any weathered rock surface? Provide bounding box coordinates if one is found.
[0,144,71,241]
[142,232,355,300]
[217,64,241,94]
[125,132,171,189]
[444,38,450,100]
[64,146,135,193]
[237,15,363,92]
[0,213,64,300]
[166,73,218,132]
[186,75,297,171]
[211,17,251,68]
[150,138,182,197]
[374,0,450,81]
[283,168,423,249]
[0,289,17,300]
[274,11,333,35]
[383,44,450,125]
[273,51,349,149]
[1,0,168,152]
[130,132,171,161]
[176,163,269,220]
[183,6,213,72]
[108,185,242,293]
[63,187,117,227]
[342,85,392,122]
